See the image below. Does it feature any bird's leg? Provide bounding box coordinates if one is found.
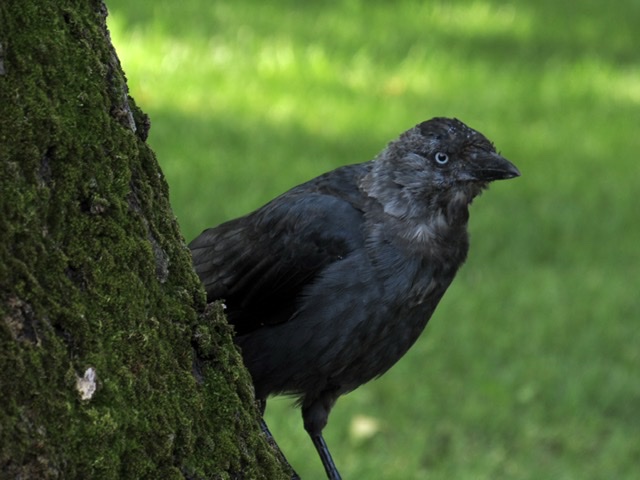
[256,399,301,480]
[311,433,342,480]
[302,390,342,480]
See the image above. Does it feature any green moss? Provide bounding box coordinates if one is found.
[0,1,289,478]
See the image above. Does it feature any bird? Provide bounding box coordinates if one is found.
[189,117,520,479]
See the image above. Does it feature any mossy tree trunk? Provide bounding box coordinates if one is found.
[0,1,290,478]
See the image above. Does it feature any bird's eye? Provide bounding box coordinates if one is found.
[434,152,449,165]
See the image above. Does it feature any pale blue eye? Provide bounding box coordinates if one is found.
[435,152,449,165]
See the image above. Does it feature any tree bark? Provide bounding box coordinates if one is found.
[0,1,289,478]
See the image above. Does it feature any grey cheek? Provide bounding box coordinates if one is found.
[404,152,427,166]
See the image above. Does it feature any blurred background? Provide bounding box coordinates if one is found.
[106,1,639,478]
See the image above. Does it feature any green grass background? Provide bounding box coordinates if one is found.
[106,1,639,478]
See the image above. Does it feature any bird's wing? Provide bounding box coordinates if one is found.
[189,191,366,335]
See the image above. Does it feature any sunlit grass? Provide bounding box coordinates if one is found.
[106,1,639,478]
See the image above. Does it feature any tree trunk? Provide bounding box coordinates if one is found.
[0,1,289,478]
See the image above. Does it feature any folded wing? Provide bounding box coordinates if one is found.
[189,191,366,336]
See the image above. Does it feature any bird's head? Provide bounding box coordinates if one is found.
[363,117,520,220]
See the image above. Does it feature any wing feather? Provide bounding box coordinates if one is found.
[189,191,366,335]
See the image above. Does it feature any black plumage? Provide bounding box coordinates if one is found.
[189,117,519,479]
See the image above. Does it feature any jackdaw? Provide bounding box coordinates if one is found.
[189,117,520,479]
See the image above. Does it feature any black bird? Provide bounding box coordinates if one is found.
[189,117,519,479]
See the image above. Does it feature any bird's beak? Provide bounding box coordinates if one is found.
[466,151,520,182]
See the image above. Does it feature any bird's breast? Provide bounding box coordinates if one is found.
[327,243,460,385]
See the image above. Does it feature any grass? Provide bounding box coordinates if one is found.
[105,0,639,478]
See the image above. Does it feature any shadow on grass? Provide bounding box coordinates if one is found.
[146,106,385,239]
